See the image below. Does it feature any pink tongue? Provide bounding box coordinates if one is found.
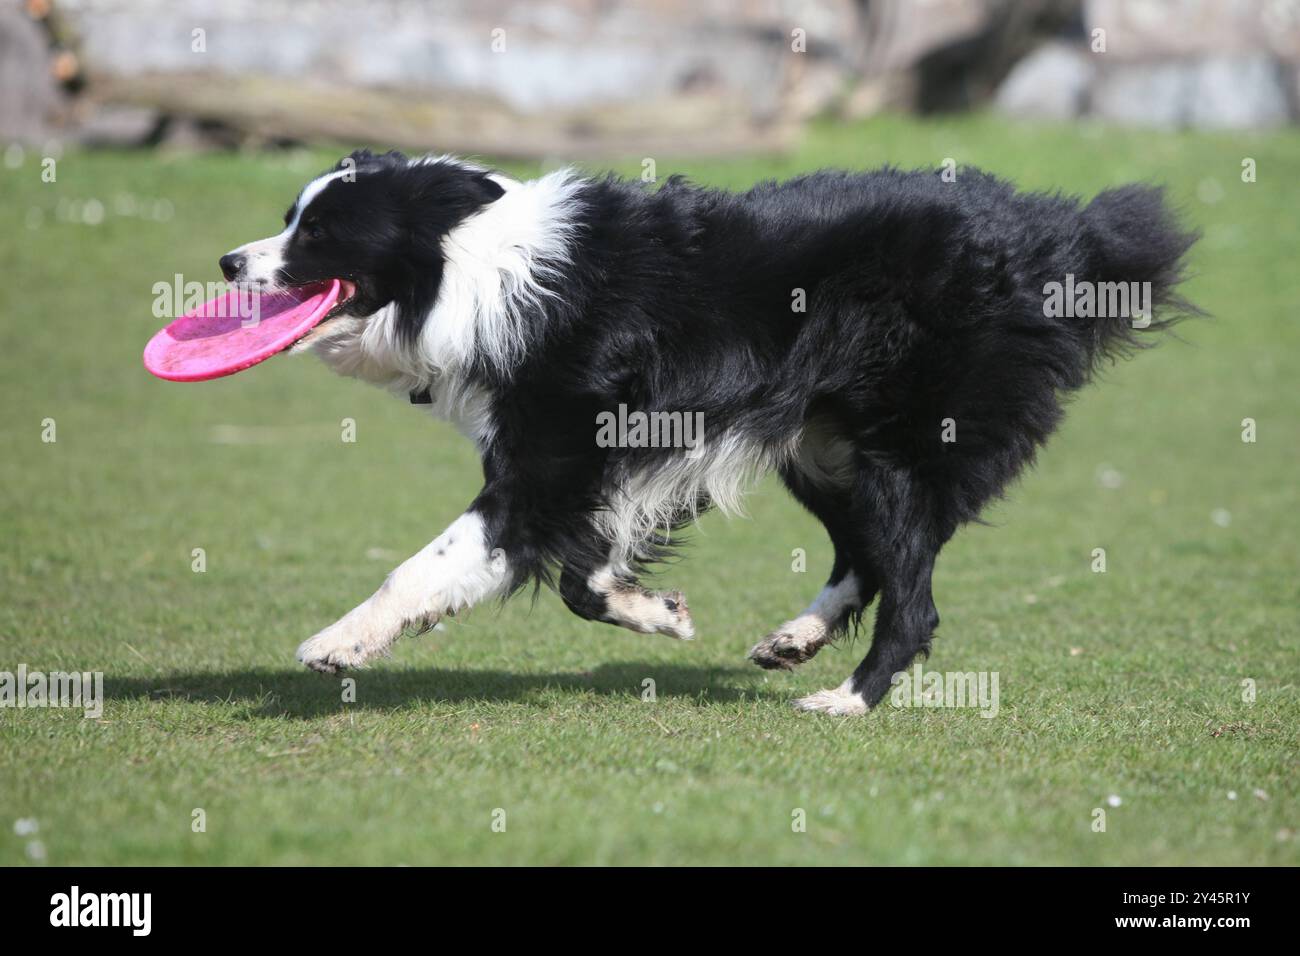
[143,279,342,382]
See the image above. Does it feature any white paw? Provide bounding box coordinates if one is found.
[792,681,868,716]
[296,616,395,674]
[748,617,828,670]
[607,588,695,640]
[653,590,695,640]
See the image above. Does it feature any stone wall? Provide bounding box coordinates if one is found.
[13,0,865,155]
[4,1,1296,155]
[997,0,1300,129]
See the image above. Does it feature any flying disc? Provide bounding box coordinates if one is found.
[143,280,346,382]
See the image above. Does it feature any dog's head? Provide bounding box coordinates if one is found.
[219,149,506,351]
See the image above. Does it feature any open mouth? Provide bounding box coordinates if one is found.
[321,279,357,322]
[282,279,357,351]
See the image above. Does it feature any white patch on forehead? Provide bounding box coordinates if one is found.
[289,169,353,230]
[412,153,485,172]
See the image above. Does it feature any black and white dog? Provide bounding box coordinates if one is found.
[219,149,1196,715]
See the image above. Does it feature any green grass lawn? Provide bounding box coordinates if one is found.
[1,114,1297,865]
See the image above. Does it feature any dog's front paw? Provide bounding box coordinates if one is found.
[792,680,869,716]
[296,618,390,674]
[605,586,695,640]
[653,590,695,640]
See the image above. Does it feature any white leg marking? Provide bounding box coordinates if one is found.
[749,573,860,669]
[296,512,508,673]
[793,676,869,716]
[589,567,695,640]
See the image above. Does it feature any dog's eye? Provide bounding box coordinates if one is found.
[299,220,325,241]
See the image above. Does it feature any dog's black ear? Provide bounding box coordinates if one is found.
[337,149,372,172]
[400,163,506,231]
[336,148,408,173]
[471,171,506,205]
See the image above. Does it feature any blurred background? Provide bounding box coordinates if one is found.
[5,0,1300,158]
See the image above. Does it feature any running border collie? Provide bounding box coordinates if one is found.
[219,149,1197,715]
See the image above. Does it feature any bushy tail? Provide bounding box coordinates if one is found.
[1078,184,1201,364]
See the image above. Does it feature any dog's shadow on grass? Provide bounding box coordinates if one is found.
[105,662,771,719]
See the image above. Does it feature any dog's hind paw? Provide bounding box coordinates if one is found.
[792,681,869,716]
[748,627,823,670]
[747,606,842,670]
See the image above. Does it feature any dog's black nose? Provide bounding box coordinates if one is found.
[219,254,245,281]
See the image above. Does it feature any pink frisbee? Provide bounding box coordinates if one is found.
[143,280,349,382]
